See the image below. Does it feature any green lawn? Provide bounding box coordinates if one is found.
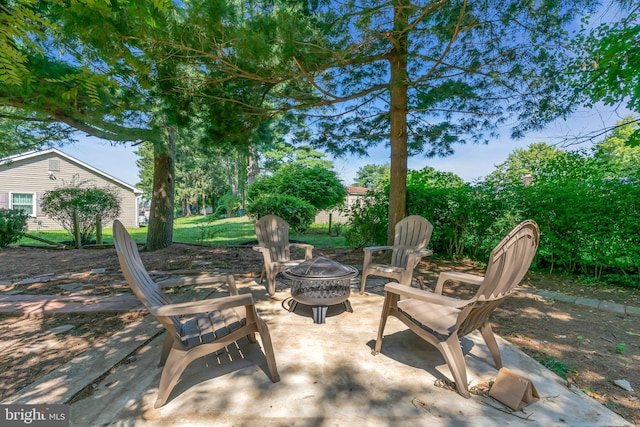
[18,216,349,248]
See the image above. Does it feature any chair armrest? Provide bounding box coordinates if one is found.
[434,271,484,294]
[363,245,394,253]
[158,274,238,295]
[289,243,314,260]
[411,249,433,257]
[384,282,469,308]
[150,294,254,317]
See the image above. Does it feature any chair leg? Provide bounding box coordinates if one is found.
[437,335,471,398]
[479,323,503,369]
[247,332,257,343]
[155,347,191,408]
[255,318,280,383]
[359,272,369,294]
[159,333,173,367]
[266,270,277,296]
[373,292,393,355]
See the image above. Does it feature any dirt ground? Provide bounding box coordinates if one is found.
[1,244,639,425]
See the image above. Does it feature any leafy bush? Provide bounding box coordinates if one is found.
[247,194,316,232]
[216,192,241,218]
[40,179,121,247]
[0,209,28,248]
[247,164,347,211]
[343,188,388,247]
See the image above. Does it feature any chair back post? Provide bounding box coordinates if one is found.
[112,220,181,338]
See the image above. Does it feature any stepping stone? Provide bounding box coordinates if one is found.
[14,276,55,285]
[48,324,76,334]
[60,284,84,292]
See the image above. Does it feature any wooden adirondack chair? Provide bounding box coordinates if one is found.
[372,220,540,398]
[253,215,314,296]
[360,215,434,294]
[112,220,280,408]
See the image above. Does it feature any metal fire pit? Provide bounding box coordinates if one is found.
[283,257,358,324]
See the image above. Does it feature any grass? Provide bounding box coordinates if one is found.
[536,355,578,380]
[18,215,350,248]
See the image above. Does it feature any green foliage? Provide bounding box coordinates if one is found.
[616,342,626,354]
[593,117,640,177]
[248,164,346,211]
[216,192,241,218]
[247,194,316,232]
[261,144,334,173]
[537,356,578,380]
[329,222,345,237]
[343,188,389,248]
[353,164,389,189]
[406,167,472,257]
[570,10,640,144]
[0,107,78,156]
[40,178,121,247]
[344,136,640,288]
[0,209,28,248]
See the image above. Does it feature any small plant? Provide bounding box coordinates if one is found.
[330,222,345,236]
[0,209,29,248]
[198,224,215,246]
[616,342,626,354]
[537,356,578,380]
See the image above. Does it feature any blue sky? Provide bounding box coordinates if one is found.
[60,102,633,188]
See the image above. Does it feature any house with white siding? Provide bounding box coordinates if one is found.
[0,148,142,230]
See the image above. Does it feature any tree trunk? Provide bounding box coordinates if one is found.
[73,210,81,249]
[387,0,410,245]
[146,127,176,251]
[95,215,102,244]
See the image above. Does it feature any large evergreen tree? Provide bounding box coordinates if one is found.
[289,0,602,243]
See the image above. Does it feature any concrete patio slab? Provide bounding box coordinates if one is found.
[68,277,631,427]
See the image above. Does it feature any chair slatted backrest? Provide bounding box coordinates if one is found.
[112,220,181,335]
[255,215,291,262]
[476,220,540,300]
[391,215,434,267]
[456,220,540,338]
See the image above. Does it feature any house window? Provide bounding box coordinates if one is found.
[10,193,36,216]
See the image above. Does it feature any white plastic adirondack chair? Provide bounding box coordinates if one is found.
[360,215,434,294]
[253,215,313,296]
[373,220,540,398]
[113,220,280,408]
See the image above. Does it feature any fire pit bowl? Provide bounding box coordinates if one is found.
[283,257,359,323]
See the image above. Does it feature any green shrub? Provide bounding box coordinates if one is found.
[247,164,346,211]
[0,209,28,248]
[40,178,121,247]
[343,188,388,247]
[247,194,316,232]
[216,192,241,218]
